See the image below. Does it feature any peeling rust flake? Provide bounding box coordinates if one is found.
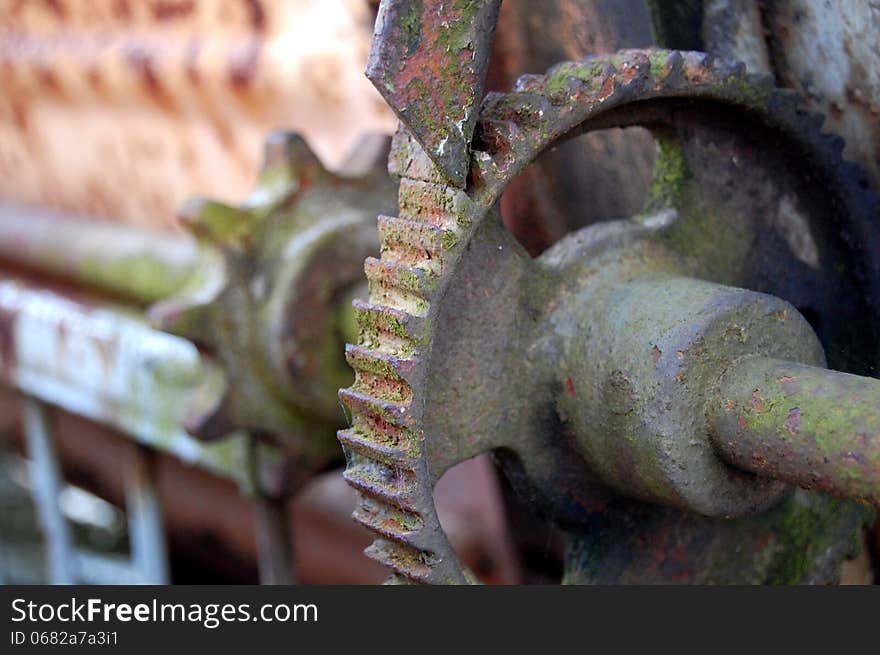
[366,0,502,188]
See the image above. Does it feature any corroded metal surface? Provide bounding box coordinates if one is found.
[0,276,282,491]
[712,356,880,504]
[149,131,396,453]
[650,0,880,195]
[761,1,880,189]
[341,43,880,583]
[366,0,501,187]
[0,0,396,229]
[0,388,523,584]
[487,0,656,254]
[0,129,397,461]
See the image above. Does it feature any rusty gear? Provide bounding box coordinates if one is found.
[339,49,880,584]
[150,131,395,466]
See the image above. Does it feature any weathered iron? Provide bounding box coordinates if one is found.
[366,0,501,187]
[345,0,880,584]
[149,130,395,451]
[0,1,532,585]
[0,124,399,585]
[649,0,880,193]
[0,130,396,460]
[711,357,880,505]
[486,0,657,255]
[0,276,270,491]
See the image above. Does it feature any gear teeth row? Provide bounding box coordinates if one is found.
[339,125,476,584]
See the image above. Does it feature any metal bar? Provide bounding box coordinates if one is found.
[74,551,145,586]
[253,495,297,585]
[22,397,77,584]
[125,448,170,584]
[0,202,205,305]
[710,356,880,504]
[0,277,286,493]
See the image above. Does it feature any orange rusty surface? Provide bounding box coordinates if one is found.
[0,0,396,230]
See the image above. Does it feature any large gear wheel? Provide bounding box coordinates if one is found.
[339,49,880,584]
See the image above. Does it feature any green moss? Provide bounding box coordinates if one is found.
[648,50,669,79]
[400,268,423,290]
[721,75,769,107]
[351,353,401,380]
[644,134,691,213]
[440,229,459,250]
[400,0,424,57]
[763,494,872,584]
[543,62,604,98]
[80,253,194,304]
[404,428,422,459]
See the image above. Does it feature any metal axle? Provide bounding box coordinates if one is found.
[711,356,880,505]
[0,202,205,305]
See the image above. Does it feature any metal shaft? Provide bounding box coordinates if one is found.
[0,202,203,304]
[710,356,880,505]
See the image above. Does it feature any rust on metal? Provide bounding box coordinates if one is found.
[0,276,289,491]
[486,0,656,256]
[366,0,501,187]
[649,0,880,199]
[343,37,880,583]
[711,356,880,505]
[149,130,396,451]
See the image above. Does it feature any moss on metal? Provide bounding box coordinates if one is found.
[644,133,691,213]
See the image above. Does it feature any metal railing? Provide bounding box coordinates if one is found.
[0,203,295,585]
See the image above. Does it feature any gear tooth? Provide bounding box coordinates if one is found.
[147,295,211,336]
[178,196,211,229]
[179,197,260,250]
[364,540,433,584]
[261,131,324,178]
[337,427,417,467]
[654,50,685,86]
[353,497,424,541]
[343,457,419,512]
[666,50,684,71]
[248,132,328,209]
[626,51,651,72]
[346,343,417,387]
[353,298,427,352]
[338,388,412,428]
[339,133,392,178]
[514,73,545,93]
